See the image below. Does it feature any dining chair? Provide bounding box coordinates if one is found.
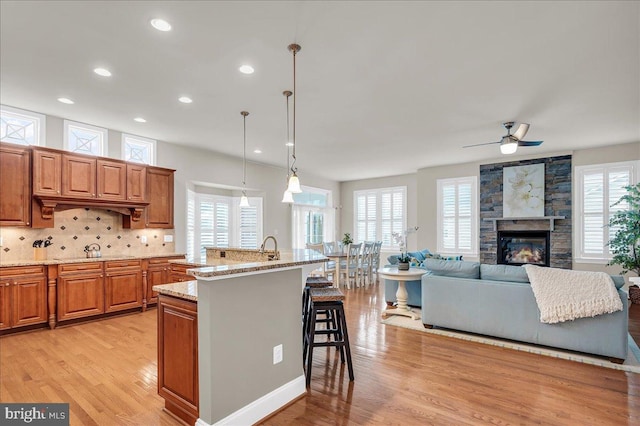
[340,243,361,289]
[359,241,375,287]
[323,241,337,254]
[371,241,383,283]
[306,243,327,277]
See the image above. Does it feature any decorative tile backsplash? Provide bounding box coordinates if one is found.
[0,208,175,261]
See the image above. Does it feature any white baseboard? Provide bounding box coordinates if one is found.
[195,375,306,426]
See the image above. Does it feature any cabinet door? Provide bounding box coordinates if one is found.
[61,153,96,198]
[12,276,47,327]
[104,269,142,313]
[33,148,62,196]
[146,167,174,228]
[0,144,31,226]
[158,295,199,424]
[126,164,146,202]
[57,272,104,321]
[0,280,11,330]
[146,264,168,305]
[97,159,126,201]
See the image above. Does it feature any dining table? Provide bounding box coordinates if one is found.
[323,252,347,288]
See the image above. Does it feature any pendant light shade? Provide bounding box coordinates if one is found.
[240,111,250,206]
[281,190,294,203]
[287,173,302,193]
[281,90,296,202]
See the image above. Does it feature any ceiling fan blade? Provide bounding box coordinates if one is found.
[513,123,530,141]
[518,140,543,147]
[462,141,501,148]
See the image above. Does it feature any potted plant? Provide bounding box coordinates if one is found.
[392,227,419,271]
[607,183,640,289]
[341,233,353,253]
[396,252,411,271]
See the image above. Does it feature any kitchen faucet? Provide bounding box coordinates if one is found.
[259,235,280,260]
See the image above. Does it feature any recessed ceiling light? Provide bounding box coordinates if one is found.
[239,65,255,75]
[285,142,294,147]
[178,96,193,104]
[253,149,262,154]
[93,67,112,77]
[57,97,74,104]
[134,117,147,123]
[150,18,172,32]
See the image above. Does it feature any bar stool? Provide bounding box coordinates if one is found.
[303,287,354,388]
[302,277,334,341]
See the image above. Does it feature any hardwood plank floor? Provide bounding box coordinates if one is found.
[1,284,638,425]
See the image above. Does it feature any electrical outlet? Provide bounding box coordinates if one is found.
[163,234,173,243]
[140,235,147,244]
[273,344,283,364]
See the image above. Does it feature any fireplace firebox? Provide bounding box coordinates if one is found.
[498,231,550,267]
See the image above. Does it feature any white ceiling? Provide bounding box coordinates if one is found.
[1,1,638,182]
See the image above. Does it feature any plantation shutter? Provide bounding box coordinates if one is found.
[354,187,406,248]
[239,205,258,248]
[186,190,196,261]
[582,170,605,255]
[437,177,477,255]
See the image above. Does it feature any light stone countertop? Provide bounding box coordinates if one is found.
[153,280,198,302]
[0,253,187,267]
[188,249,328,279]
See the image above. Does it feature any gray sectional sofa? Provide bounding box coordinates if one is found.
[385,258,629,361]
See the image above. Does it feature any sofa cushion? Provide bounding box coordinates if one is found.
[423,259,480,278]
[480,264,530,283]
[407,251,426,262]
[611,275,625,289]
[424,253,463,261]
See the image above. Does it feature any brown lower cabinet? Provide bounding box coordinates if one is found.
[145,256,189,307]
[105,260,142,313]
[0,266,47,330]
[169,263,197,283]
[57,262,105,321]
[158,294,199,426]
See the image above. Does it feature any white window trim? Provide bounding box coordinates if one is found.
[63,119,108,156]
[353,186,407,249]
[294,185,333,207]
[0,104,46,146]
[574,160,639,264]
[121,133,156,165]
[436,176,478,256]
[291,185,335,249]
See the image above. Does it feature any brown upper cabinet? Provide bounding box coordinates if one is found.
[97,159,127,201]
[0,143,31,226]
[126,163,147,203]
[62,153,97,198]
[145,166,174,228]
[32,147,62,196]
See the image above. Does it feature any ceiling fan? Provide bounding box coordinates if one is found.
[463,122,543,155]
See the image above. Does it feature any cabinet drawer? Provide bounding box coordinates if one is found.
[170,263,195,274]
[58,262,103,274]
[0,266,45,277]
[105,260,141,270]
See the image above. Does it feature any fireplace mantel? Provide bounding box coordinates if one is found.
[483,216,566,232]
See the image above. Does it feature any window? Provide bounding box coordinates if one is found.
[0,105,46,146]
[122,133,156,165]
[353,186,406,248]
[187,190,263,263]
[575,161,639,262]
[437,177,478,256]
[63,120,107,156]
[291,186,335,249]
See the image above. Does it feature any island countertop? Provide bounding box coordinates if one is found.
[153,280,198,301]
[187,249,327,279]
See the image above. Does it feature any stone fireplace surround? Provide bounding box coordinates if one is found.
[479,155,572,269]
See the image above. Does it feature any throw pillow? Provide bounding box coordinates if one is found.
[423,253,463,261]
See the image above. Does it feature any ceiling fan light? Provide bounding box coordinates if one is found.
[287,173,302,193]
[500,139,518,155]
[281,190,294,203]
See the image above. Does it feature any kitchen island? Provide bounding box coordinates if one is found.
[153,249,327,426]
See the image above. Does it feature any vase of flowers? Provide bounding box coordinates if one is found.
[392,227,419,271]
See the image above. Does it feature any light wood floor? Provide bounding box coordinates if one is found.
[1,284,639,426]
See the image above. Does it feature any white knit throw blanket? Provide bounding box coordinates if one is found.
[523,265,623,324]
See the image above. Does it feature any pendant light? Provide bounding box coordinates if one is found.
[286,43,302,193]
[282,90,295,203]
[239,111,250,207]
